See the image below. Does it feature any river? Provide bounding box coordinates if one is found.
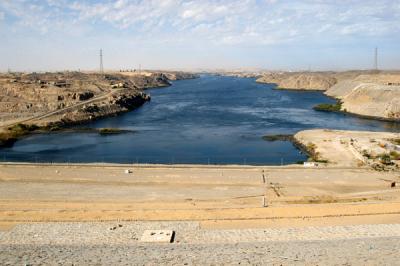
[1,75,399,165]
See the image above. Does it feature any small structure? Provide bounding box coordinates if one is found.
[140,230,174,243]
[262,196,267,207]
[51,80,71,88]
[304,162,318,167]
[124,169,132,174]
[111,82,125,89]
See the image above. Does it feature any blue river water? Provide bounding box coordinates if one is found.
[1,75,399,165]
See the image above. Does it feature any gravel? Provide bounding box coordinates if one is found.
[1,222,400,265]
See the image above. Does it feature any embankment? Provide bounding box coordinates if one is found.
[256,72,337,91]
[256,71,400,121]
[325,81,400,121]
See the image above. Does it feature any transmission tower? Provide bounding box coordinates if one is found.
[374,47,378,70]
[100,49,104,74]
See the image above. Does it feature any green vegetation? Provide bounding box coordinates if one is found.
[389,151,400,160]
[375,151,400,165]
[99,128,125,135]
[390,138,400,145]
[0,123,40,147]
[306,142,317,153]
[44,125,62,132]
[362,149,372,159]
[377,153,392,165]
[8,123,39,133]
[262,134,293,142]
[304,142,328,163]
[313,101,342,112]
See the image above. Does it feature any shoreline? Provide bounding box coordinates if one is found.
[0,73,198,148]
[0,161,368,169]
[265,81,400,122]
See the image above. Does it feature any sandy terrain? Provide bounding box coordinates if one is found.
[1,163,400,264]
[294,129,400,168]
[1,163,399,230]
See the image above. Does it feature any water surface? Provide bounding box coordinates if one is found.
[2,75,399,165]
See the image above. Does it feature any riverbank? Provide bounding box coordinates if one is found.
[256,70,400,121]
[294,129,400,169]
[0,71,197,147]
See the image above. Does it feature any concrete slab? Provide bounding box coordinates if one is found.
[140,230,174,243]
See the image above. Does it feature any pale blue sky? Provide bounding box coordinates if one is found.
[1,0,400,71]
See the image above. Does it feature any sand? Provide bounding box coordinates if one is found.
[1,163,399,229]
[1,162,400,264]
[294,129,400,167]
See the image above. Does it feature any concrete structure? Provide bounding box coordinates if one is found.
[304,162,318,167]
[140,230,174,243]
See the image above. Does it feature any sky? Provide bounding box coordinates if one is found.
[0,0,400,72]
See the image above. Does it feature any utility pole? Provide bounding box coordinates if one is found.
[100,49,104,74]
[374,47,378,70]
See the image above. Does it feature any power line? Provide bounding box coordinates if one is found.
[100,49,104,74]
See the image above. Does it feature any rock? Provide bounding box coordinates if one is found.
[256,72,336,90]
[78,91,94,101]
[326,81,400,120]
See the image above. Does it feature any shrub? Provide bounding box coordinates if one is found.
[262,134,293,141]
[313,101,342,112]
[99,128,123,135]
[378,153,392,165]
[0,123,39,147]
[389,151,400,160]
[391,139,400,145]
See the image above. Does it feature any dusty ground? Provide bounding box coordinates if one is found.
[294,129,400,168]
[1,163,400,230]
[1,163,400,264]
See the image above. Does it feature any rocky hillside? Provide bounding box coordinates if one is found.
[59,90,151,126]
[256,70,400,121]
[326,81,400,120]
[256,72,337,90]
[163,71,197,81]
[0,71,197,142]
